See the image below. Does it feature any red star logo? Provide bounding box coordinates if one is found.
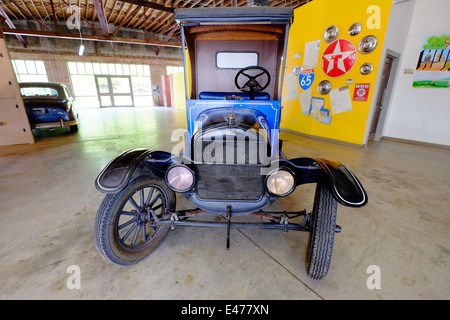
[322,39,357,78]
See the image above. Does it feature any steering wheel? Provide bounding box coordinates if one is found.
[235,66,271,100]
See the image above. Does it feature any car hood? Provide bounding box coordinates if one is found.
[194,107,271,134]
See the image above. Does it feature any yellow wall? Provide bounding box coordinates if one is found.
[172,50,192,112]
[281,0,392,145]
[172,71,186,111]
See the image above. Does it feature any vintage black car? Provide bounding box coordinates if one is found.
[94,7,367,280]
[19,82,79,133]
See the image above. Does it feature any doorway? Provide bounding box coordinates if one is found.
[369,51,399,142]
[95,75,134,107]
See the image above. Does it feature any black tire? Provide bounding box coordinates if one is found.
[306,183,338,280]
[69,125,78,133]
[94,176,176,266]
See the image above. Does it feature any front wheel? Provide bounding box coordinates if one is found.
[306,183,338,280]
[94,176,175,266]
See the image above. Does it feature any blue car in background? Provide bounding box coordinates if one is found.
[20,82,79,133]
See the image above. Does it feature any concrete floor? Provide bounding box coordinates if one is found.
[0,106,449,300]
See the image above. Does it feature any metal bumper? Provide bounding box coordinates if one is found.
[31,118,78,129]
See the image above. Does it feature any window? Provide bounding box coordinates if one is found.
[166,66,183,75]
[216,52,258,69]
[12,60,48,82]
[67,61,153,108]
[20,86,60,97]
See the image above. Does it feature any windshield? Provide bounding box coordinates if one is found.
[20,86,63,98]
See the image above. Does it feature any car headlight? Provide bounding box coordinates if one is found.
[165,165,195,192]
[265,169,295,196]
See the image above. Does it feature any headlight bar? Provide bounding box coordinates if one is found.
[265,168,295,196]
[165,164,195,192]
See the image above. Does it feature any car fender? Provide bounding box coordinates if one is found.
[95,149,173,193]
[285,157,368,207]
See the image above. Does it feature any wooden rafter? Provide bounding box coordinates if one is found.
[0,0,313,46]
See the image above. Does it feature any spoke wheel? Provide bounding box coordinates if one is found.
[306,183,338,280]
[94,176,175,266]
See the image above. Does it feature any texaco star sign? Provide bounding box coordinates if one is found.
[322,39,357,78]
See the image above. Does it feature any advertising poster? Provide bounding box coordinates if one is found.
[413,34,450,88]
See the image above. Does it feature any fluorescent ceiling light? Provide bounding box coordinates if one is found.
[78,44,85,56]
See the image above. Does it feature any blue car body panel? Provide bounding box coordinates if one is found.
[186,99,281,157]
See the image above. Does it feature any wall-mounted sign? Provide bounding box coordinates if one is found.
[299,68,315,90]
[413,34,450,88]
[353,83,371,101]
[322,39,357,78]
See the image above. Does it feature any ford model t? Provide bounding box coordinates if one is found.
[94,6,367,280]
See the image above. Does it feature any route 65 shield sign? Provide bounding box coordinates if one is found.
[299,68,315,90]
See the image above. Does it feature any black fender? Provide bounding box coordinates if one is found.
[95,149,173,193]
[283,157,368,207]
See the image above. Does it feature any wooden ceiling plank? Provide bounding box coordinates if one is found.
[58,0,66,19]
[107,0,117,23]
[3,26,182,47]
[39,0,51,20]
[0,0,20,20]
[119,0,173,14]
[112,2,127,25]
[112,4,141,35]
[7,0,28,19]
[19,0,36,18]
[29,0,44,20]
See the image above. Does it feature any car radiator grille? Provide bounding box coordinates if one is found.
[193,131,269,165]
[195,164,264,200]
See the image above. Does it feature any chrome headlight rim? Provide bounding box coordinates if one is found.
[165,164,195,192]
[265,168,296,197]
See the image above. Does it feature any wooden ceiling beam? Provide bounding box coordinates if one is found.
[49,0,59,32]
[112,4,141,35]
[118,0,173,14]
[3,27,181,47]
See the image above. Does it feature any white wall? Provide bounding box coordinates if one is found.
[364,0,415,144]
[382,0,450,146]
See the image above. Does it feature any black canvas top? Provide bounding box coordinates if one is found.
[174,7,293,25]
